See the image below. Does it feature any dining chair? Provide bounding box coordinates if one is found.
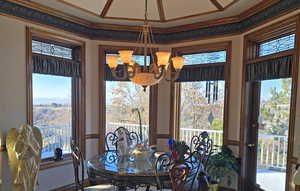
[154,151,209,191]
[105,126,140,152]
[169,162,190,191]
[71,142,115,191]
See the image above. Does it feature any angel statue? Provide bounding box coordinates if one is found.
[6,124,43,191]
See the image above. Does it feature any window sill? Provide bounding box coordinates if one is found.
[40,157,73,170]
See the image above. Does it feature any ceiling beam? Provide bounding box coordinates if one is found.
[210,0,224,11]
[100,0,114,18]
[157,0,166,22]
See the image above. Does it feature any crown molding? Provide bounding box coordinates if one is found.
[6,0,278,34]
[1,0,300,43]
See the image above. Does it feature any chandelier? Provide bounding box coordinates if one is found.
[106,0,184,90]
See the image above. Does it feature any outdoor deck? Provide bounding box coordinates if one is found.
[257,169,286,191]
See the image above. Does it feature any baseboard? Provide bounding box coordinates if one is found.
[51,180,89,191]
[51,183,76,191]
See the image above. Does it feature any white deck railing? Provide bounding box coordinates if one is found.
[180,128,223,147]
[106,122,149,141]
[38,125,72,159]
[257,134,288,170]
[37,123,288,171]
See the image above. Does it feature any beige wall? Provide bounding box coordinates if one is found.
[0,7,300,190]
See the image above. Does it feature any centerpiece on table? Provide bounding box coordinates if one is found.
[131,143,152,169]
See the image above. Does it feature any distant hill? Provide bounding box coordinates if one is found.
[33,97,70,105]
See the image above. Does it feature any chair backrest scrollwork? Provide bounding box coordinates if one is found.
[105,127,140,152]
[190,131,213,169]
[170,162,190,191]
[71,141,85,191]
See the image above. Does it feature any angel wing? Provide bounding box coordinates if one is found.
[6,128,20,183]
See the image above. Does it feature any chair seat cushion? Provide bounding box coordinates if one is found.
[83,184,115,191]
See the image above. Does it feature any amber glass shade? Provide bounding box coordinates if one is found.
[119,50,134,63]
[156,52,171,67]
[107,55,119,69]
[172,57,184,70]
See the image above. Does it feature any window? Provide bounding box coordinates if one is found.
[32,74,72,159]
[259,34,295,57]
[27,28,85,164]
[179,81,225,146]
[172,44,230,147]
[32,40,72,59]
[183,51,226,65]
[104,52,151,144]
[31,40,75,160]
[106,81,150,142]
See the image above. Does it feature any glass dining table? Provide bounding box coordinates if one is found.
[86,151,170,191]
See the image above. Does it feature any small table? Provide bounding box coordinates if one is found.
[87,151,169,191]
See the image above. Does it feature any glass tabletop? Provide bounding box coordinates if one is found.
[87,151,168,177]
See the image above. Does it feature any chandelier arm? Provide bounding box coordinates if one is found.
[111,68,129,81]
[164,69,181,82]
[127,64,136,79]
[135,30,143,54]
[147,27,156,64]
[154,66,165,79]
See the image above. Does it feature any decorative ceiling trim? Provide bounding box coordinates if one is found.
[223,0,240,10]
[210,0,224,11]
[57,0,100,18]
[100,0,113,18]
[157,0,165,22]
[9,0,278,34]
[1,0,300,43]
[49,0,239,23]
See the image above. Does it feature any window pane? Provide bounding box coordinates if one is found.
[32,74,72,159]
[106,53,151,66]
[259,34,295,57]
[179,81,225,146]
[32,40,72,59]
[183,51,226,65]
[106,81,150,144]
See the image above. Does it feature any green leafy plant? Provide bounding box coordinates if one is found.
[206,146,239,185]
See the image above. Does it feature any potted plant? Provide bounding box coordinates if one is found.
[206,146,239,191]
[168,139,190,162]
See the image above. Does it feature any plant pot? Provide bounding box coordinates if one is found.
[209,184,219,191]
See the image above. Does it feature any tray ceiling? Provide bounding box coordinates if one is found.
[27,0,264,27]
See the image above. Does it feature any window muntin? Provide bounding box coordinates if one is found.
[32,74,72,159]
[183,51,226,65]
[259,34,295,57]
[179,81,225,146]
[105,81,150,143]
[32,40,72,59]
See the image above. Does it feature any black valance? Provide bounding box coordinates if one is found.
[105,64,130,81]
[246,55,293,81]
[32,54,80,77]
[177,65,224,82]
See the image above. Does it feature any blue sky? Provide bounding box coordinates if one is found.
[261,79,285,101]
[32,74,71,104]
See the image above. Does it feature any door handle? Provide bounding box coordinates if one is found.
[248,144,256,148]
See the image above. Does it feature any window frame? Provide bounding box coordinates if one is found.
[98,45,158,154]
[26,27,86,169]
[240,16,299,191]
[171,41,232,146]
